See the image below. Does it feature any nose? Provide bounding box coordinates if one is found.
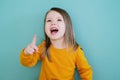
[51,21,56,26]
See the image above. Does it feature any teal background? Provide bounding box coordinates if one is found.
[0,0,120,80]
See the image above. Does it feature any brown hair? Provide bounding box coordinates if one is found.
[41,7,78,61]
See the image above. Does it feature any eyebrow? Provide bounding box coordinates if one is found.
[46,17,63,19]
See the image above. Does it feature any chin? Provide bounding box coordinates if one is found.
[50,37,59,40]
[50,36,64,41]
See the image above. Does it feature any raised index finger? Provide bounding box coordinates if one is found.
[31,34,37,45]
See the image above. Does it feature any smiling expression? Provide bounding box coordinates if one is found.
[45,10,66,40]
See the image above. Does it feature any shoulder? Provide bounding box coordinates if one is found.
[75,45,83,53]
[73,45,85,57]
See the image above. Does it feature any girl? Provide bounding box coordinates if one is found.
[20,7,92,80]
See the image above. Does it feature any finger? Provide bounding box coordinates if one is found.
[29,49,34,54]
[24,48,33,54]
[27,48,35,54]
[31,34,37,45]
[30,44,38,51]
[33,45,38,51]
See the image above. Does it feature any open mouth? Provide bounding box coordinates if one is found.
[50,27,59,35]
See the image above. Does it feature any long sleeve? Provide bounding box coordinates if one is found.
[20,41,45,67]
[75,47,92,80]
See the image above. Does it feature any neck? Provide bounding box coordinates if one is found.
[50,38,66,49]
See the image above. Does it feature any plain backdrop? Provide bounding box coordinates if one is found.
[0,0,120,80]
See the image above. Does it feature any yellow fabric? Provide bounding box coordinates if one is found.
[20,41,92,80]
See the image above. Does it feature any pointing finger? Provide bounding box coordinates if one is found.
[31,34,37,45]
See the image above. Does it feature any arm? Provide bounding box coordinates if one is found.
[20,35,45,67]
[20,42,45,67]
[75,47,92,80]
[20,49,39,67]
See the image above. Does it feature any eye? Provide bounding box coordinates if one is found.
[46,20,51,22]
[57,19,62,21]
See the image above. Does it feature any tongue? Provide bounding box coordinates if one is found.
[51,30,58,35]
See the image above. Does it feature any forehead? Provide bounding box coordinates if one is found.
[46,10,63,19]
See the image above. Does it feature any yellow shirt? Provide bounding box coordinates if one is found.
[20,41,92,80]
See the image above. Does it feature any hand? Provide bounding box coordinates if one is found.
[24,34,38,55]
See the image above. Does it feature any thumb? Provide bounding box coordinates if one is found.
[31,34,37,46]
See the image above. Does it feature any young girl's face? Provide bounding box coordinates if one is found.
[45,11,66,40]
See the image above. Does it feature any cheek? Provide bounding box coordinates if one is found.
[45,25,49,34]
[59,26,66,36]
[62,28,66,35]
[61,24,66,33]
